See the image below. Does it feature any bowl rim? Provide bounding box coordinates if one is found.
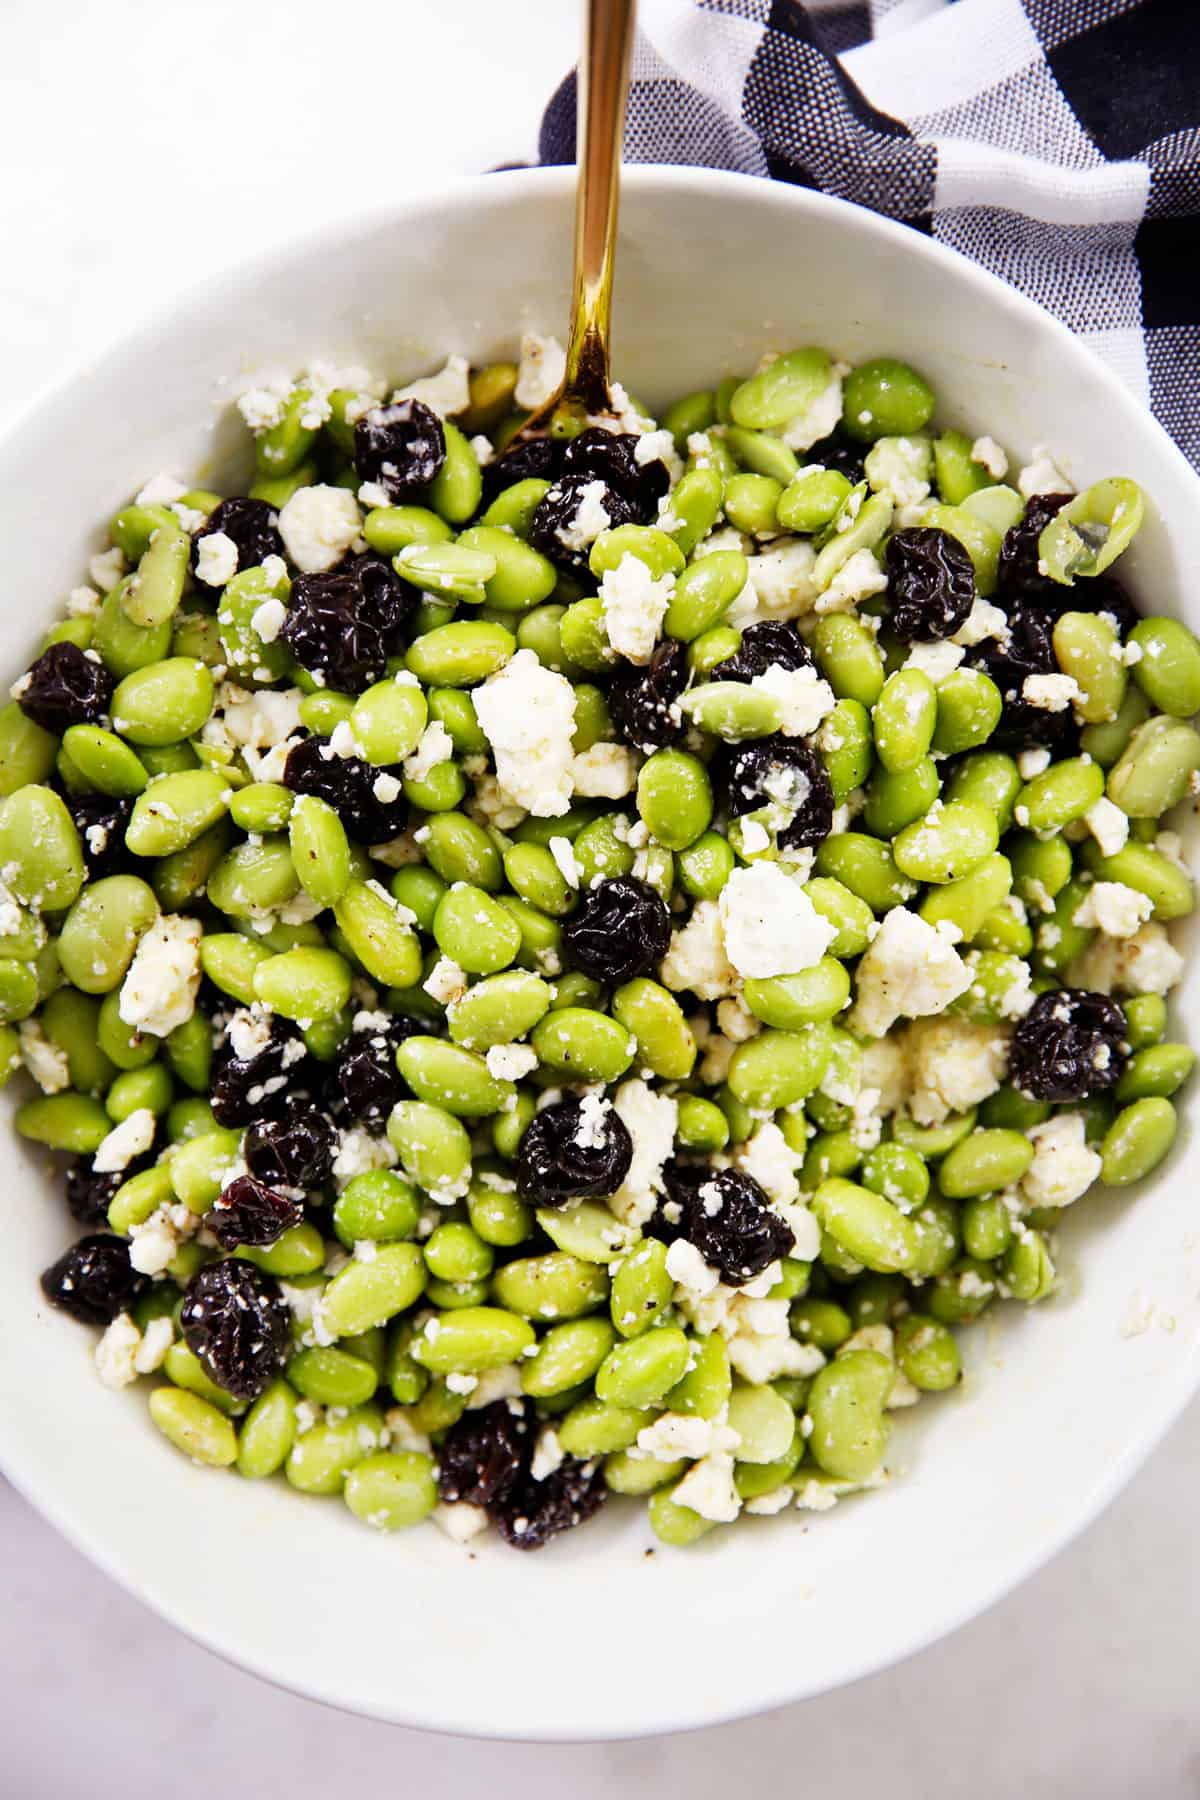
[4,160,1200,1740]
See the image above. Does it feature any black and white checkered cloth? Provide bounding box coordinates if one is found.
[540,0,1199,467]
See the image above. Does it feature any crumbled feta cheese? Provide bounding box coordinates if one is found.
[371,771,402,804]
[93,1107,156,1175]
[660,899,740,1000]
[473,649,576,816]
[971,435,1009,480]
[546,835,581,890]
[900,1016,1009,1126]
[530,1427,565,1482]
[118,914,203,1038]
[136,473,187,508]
[276,485,361,574]
[514,332,567,410]
[463,1364,524,1408]
[89,545,126,592]
[952,597,1010,647]
[1084,795,1130,858]
[331,1127,398,1186]
[403,720,454,784]
[634,427,683,485]
[556,478,612,554]
[134,1315,174,1374]
[571,742,638,798]
[903,640,965,685]
[393,353,470,419]
[469,435,494,467]
[95,1313,143,1389]
[859,1035,908,1115]
[66,584,101,617]
[608,1079,678,1227]
[865,435,931,509]
[636,1411,740,1461]
[1067,920,1184,996]
[731,539,818,627]
[1021,1112,1102,1208]
[671,1450,742,1523]
[1017,447,1072,499]
[744,1486,794,1516]
[128,1201,196,1275]
[599,553,675,665]
[734,1121,804,1207]
[748,662,836,736]
[18,1020,69,1094]
[250,597,287,643]
[716,995,761,1043]
[195,531,239,588]
[1022,672,1080,712]
[718,863,836,979]
[665,1236,720,1299]
[433,1502,490,1542]
[780,363,847,453]
[849,907,973,1038]
[1072,880,1154,939]
[816,547,888,613]
[485,1043,538,1082]
[423,956,469,1006]
[1018,747,1051,779]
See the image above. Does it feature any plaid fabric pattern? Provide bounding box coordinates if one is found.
[539,0,1199,466]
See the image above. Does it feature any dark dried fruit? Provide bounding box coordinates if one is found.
[886,527,976,641]
[530,471,642,575]
[64,793,134,879]
[208,1174,305,1249]
[354,398,446,502]
[997,493,1073,599]
[280,554,415,693]
[644,1159,703,1245]
[17,642,113,734]
[561,876,672,985]
[65,1160,125,1227]
[516,1097,634,1206]
[1084,574,1139,639]
[972,598,1078,755]
[681,1167,794,1285]
[243,1105,335,1189]
[210,1009,312,1128]
[40,1234,146,1325]
[180,1257,291,1400]
[479,434,564,505]
[282,735,408,844]
[1009,987,1128,1102]
[562,427,671,512]
[492,1454,607,1550]
[608,639,689,752]
[709,620,813,684]
[436,1399,531,1508]
[192,497,283,580]
[327,1015,421,1130]
[805,430,866,484]
[724,736,834,850]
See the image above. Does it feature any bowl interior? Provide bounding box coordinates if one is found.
[2,166,1199,1740]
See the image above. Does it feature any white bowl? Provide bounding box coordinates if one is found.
[2,166,1199,1741]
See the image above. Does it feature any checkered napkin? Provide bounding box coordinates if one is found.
[540,0,1200,467]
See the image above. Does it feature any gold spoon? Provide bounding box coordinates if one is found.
[513,0,637,442]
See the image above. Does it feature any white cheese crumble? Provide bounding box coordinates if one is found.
[514,332,567,410]
[1018,747,1051,779]
[671,1450,742,1523]
[392,353,470,419]
[780,363,847,453]
[89,546,126,592]
[18,1020,69,1094]
[372,771,402,804]
[276,485,362,574]
[718,863,836,979]
[556,478,611,553]
[1017,447,1073,499]
[971,435,1009,480]
[660,899,740,1000]
[473,649,577,817]
[636,1411,740,1461]
[599,553,675,665]
[485,1043,538,1082]
[665,1236,720,1298]
[900,1016,1009,1126]
[433,1502,490,1543]
[330,1127,398,1186]
[530,1427,566,1482]
[128,1202,197,1276]
[733,1121,804,1208]
[571,742,638,798]
[731,539,818,627]
[748,662,836,735]
[195,531,239,588]
[118,915,203,1038]
[1067,920,1184,996]
[1084,795,1130,858]
[403,721,454,784]
[1072,880,1154,939]
[817,547,888,613]
[608,1078,678,1227]
[904,640,964,685]
[547,835,581,888]
[952,597,1010,647]
[1022,672,1080,712]
[94,1313,143,1389]
[865,435,931,509]
[250,597,287,643]
[423,956,469,1006]
[849,907,973,1038]
[93,1107,156,1175]
[1021,1112,1102,1209]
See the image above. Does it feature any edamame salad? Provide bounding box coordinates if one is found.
[10,336,1196,1549]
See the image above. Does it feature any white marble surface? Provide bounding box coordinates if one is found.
[1,0,1198,1788]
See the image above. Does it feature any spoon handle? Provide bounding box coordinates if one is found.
[563,0,637,414]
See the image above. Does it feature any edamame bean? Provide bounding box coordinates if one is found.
[405,620,514,687]
[420,812,503,890]
[931,668,1002,754]
[253,947,351,1021]
[893,799,998,884]
[728,1023,832,1108]
[236,1380,298,1480]
[16,1091,110,1152]
[0,785,84,909]
[843,359,934,442]
[637,750,713,849]
[288,795,351,906]
[814,833,917,913]
[333,880,422,986]
[411,1306,535,1373]
[663,551,747,642]
[531,1007,637,1084]
[122,523,189,629]
[1100,1096,1177,1185]
[1017,756,1105,833]
[612,978,696,1079]
[812,1178,922,1273]
[149,1387,237,1467]
[862,757,939,838]
[318,1242,426,1337]
[343,1451,437,1531]
[938,1128,1033,1197]
[1107,715,1200,818]
[57,875,159,992]
[945,751,1021,834]
[595,1327,692,1408]
[872,669,937,772]
[806,1349,892,1480]
[0,702,56,796]
[894,1315,961,1391]
[60,724,148,796]
[1039,479,1145,583]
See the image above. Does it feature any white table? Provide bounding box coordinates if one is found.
[1,2,1196,1789]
